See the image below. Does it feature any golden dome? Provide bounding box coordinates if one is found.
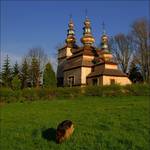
[101,34,108,42]
[66,36,76,44]
[81,36,95,45]
[81,17,95,45]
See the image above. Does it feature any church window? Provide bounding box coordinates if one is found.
[68,76,75,87]
[92,78,98,86]
[110,79,115,84]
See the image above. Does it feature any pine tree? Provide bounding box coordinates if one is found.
[20,58,29,88]
[129,63,143,83]
[43,62,56,88]
[13,61,19,77]
[2,55,12,87]
[30,57,41,88]
[12,75,21,90]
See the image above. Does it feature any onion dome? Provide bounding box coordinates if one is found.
[81,17,95,46]
[65,17,76,47]
[100,22,110,53]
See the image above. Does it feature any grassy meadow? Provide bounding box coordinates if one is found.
[1,96,150,150]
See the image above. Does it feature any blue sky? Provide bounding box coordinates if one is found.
[1,0,149,70]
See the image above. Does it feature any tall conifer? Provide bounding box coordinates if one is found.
[43,62,56,88]
[13,61,19,77]
[30,57,41,88]
[20,58,29,88]
[2,55,12,87]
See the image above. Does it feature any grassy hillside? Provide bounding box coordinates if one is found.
[1,96,150,150]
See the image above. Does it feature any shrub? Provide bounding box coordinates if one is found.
[56,87,81,98]
[12,90,21,100]
[102,84,123,96]
[12,76,21,90]
[84,84,123,97]
[0,88,14,102]
[124,84,150,96]
[0,83,149,103]
[84,86,103,96]
[36,88,57,100]
[22,88,38,101]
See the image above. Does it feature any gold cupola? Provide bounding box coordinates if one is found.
[100,23,113,62]
[100,23,110,53]
[81,17,95,46]
[65,17,76,47]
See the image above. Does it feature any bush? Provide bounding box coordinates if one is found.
[124,84,150,96]
[84,84,123,97]
[12,76,21,90]
[0,88,14,102]
[22,88,38,101]
[36,88,57,100]
[84,86,103,96]
[56,87,81,98]
[0,83,149,103]
[102,84,123,96]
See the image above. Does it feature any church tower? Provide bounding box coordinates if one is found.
[81,17,95,46]
[99,23,113,62]
[57,17,76,86]
[101,23,109,53]
[65,17,76,48]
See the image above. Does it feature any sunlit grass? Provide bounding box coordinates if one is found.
[1,96,150,150]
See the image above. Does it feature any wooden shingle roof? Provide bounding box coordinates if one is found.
[87,68,128,78]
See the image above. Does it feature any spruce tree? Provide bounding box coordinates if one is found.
[2,55,12,87]
[12,75,21,90]
[129,63,143,83]
[30,57,41,88]
[13,61,19,77]
[43,62,56,88]
[20,58,29,88]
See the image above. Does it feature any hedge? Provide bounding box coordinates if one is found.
[0,84,149,103]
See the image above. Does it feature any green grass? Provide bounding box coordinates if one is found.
[1,96,150,150]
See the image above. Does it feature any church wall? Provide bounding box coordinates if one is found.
[83,55,94,60]
[66,47,72,57]
[63,68,81,86]
[81,67,92,84]
[58,49,66,59]
[87,76,131,86]
[58,47,72,61]
[102,76,131,85]
[87,76,103,86]
[104,64,118,69]
[93,64,118,72]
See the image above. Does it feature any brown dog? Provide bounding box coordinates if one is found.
[56,120,74,143]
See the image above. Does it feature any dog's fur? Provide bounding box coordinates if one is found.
[56,120,74,143]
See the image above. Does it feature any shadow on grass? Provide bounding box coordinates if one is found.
[42,128,56,142]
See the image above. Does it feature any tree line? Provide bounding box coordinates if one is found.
[0,47,56,89]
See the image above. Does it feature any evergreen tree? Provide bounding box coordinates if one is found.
[0,70,3,87]
[2,55,12,87]
[13,61,19,77]
[20,58,29,88]
[43,62,56,88]
[129,63,143,83]
[30,57,41,88]
[12,75,21,90]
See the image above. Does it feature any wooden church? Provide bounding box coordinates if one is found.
[57,17,131,87]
